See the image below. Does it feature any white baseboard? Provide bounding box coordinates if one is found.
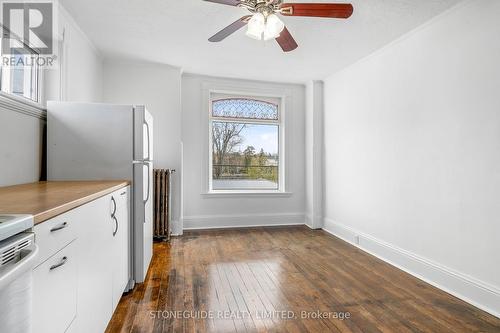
[183,213,305,230]
[170,219,183,237]
[305,214,324,230]
[323,218,500,319]
[305,214,313,229]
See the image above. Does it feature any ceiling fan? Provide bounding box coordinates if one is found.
[204,0,354,52]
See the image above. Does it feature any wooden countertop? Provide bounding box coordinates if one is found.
[0,181,130,225]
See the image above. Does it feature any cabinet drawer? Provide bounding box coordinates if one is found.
[34,210,77,267]
[33,241,77,333]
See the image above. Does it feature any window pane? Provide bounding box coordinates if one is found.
[0,41,39,102]
[12,56,25,94]
[212,122,279,190]
[212,98,278,120]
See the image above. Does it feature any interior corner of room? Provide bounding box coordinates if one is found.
[1,0,499,332]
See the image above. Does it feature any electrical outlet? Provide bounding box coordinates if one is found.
[355,235,360,245]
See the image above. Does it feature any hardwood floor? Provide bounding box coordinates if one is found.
[106,226,500,333]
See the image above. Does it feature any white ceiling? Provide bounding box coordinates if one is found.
[60,0,463,83]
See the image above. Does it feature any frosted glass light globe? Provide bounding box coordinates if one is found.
[263,14,285,41]
[246,13,266,40]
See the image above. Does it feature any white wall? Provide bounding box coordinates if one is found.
[0,4,103,187]
[59,7,103,102]
[0,110,44,186]
[305,81,324,229]
[305,83,314,227]
[44,5,103,103]
[103,61,182,233]
[323,0,500,317]
[181,73,306,230]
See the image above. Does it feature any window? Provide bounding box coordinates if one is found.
[209,94,282,192]
[0,38,41,103]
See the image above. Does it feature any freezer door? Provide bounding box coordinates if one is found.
[132,161,153,283]
[133,106,153,162]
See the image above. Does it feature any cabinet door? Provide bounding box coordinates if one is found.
[111,187,130,310]
[33,242,77,333]
[75,196,113,333]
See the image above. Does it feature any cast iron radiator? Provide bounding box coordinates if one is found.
[153,169,175,241]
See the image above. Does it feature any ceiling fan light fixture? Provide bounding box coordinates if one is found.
[208,1,355,52]
[263,13,285,41]
[246,12,265,40]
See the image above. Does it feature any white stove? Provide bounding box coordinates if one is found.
[0,214,38,333]
[0,215,34,241]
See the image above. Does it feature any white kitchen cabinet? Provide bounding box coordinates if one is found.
[111,187,130,310]
[33,185,131,333]
[33,241,77,333]
[33,208,78,267]
[75,195,114,333]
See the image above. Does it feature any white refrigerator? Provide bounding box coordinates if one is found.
[47,102,153,285]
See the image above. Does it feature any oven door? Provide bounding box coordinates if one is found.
[0,234,38,333]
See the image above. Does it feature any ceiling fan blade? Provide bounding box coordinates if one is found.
[209,16,251,42]
[203,0,241,6]
[280,3,354,18]
[276,27,298,52]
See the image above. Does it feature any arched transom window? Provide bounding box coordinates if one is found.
[212,98,279,120]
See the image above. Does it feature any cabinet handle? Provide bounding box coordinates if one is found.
[50,256,68,271]
[111,196,117,217]
[120,191,126,196]
[50,222,68,232]
[112,216,118,237]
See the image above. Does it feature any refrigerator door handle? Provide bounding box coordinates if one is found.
[133,160,151,208]
[144,120,151,161]
[144,162,150,206]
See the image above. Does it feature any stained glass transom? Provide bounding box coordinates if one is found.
[212,99,279,120]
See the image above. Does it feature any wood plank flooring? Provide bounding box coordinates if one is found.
[106,226,500,333]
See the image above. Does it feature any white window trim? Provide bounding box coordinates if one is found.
[201,81,293,196]
[0,89,45,119]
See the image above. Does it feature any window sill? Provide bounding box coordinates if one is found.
[201,191,293,198]
[0,92,46,119]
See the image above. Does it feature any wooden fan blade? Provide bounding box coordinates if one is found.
[209,16,251,42]
[280,3,353,18]
[203,0,240,6]
[276,27,298,52]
